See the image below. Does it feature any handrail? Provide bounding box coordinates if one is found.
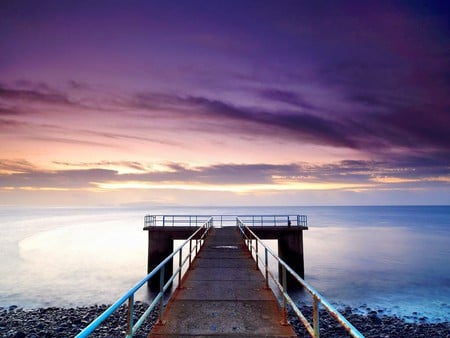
[144,214,307,228]
[76,217,213,338]
[236,217,364,338]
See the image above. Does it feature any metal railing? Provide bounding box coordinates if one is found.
[76,217,213,338]
[238,214,307,227]
[144,214,307,228]
[144,215,213,227]
[237,217,364,338]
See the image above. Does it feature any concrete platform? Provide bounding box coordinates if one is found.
[148,227,296,337]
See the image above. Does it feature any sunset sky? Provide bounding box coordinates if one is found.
[1,1,449,206]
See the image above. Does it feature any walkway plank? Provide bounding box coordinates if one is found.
[148,227,296,337]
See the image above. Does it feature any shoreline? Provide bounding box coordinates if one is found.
[1,303,449,338]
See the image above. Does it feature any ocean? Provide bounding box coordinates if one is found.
[0,205,449,323]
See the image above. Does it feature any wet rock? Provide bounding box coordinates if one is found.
[0,304,159,338]
[1,303,449,337]
[288,306,449,338]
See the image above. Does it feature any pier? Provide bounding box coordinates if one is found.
[149,226,296,337]
[144,215,308,289]
[76,214,364,338]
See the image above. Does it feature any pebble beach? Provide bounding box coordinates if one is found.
[1,303,449,338]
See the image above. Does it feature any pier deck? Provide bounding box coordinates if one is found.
[148,226,296,337]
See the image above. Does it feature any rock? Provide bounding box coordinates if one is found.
[287,305,450,338]
[0,303,448,338]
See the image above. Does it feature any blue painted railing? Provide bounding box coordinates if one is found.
[237,217,364,338]
[76,217,213,338]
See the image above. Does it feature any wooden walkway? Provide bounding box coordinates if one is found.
[148,226,296,337]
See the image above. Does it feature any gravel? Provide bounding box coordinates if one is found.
[1,303,449,337]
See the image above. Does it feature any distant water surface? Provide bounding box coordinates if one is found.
[0,205,448,323]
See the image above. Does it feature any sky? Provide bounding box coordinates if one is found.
[0,0,449,206]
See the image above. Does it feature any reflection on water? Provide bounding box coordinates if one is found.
[1,208,149,308]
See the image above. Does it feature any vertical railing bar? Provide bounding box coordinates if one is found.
[281,265,288,325]
[189,240,192,269]
[157,268,165,323]
[264,247,269,289]
[313,294,320,338]
[178,249,182,288]
[255,238,259,270]
[126,294,134,337]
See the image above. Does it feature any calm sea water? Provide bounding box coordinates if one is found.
[0,205,449,323]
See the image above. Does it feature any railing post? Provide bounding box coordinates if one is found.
[162,215,165,227]
[313,294,320,338]
[281,265,288,325]
[157,268,165,324]
[189,240,192,269]
[255,239,259,270]
[178,249,182,289]
[264,248,269,289]
[126,294,134,337]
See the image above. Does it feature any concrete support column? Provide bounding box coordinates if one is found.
[147,231,173,290]
[278,231,305,289]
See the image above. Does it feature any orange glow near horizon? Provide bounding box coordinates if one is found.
[93,180,375,194]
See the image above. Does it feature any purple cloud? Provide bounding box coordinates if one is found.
[257,89,316,110]
[0,159,36,173]
[1,160,447,191]
[54,160,148,172]
[0,84,72,106]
